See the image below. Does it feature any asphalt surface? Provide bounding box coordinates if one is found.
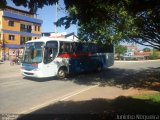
[0,60,160,116]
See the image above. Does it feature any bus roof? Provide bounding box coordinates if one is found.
[26,37,79,43]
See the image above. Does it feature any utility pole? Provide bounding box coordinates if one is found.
[55,2,58,37]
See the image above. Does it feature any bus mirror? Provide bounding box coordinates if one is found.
[41,44,46,48]
[43,45,48,48]
[31,48,34,59]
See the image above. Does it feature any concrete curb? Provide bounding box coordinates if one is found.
[115,59,160,63]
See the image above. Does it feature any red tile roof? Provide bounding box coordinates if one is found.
[134,52,151,56]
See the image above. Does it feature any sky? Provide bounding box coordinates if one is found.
[7,0,78,34]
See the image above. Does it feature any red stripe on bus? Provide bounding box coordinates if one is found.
[31,63,38,66]
[57,53,93,58]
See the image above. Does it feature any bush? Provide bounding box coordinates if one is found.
[149,51,159,60]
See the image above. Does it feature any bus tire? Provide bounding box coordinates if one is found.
[97,64,102,72]
[57,67,67,79]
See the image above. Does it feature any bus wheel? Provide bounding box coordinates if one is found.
[57,67,67,79]
[97,64,102,72]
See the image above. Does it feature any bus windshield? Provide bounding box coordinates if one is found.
[22,42,44,63]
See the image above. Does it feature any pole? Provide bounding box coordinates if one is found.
[55,2,58,37]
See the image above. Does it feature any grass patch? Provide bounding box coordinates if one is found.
[132,93,160,103]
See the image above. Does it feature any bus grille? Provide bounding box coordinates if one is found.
[24,72,34,75]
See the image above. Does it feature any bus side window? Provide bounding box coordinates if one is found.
[69,43,73,53]
[48,48,53,58]
[65,43,70,53]
[44,41,58,64]
[63,43,67,53]
[72,42,77,53]
[76,43,83,53]
[90,43,95,53]
[97,44,103,53]
[60,42,73,54]
[100,44,113,53]
[83,44,89,53]
[60,42,63,54]
[44,47,48,63]
[60,42,67,54]
[106,44,113,53]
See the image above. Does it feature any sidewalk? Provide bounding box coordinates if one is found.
[17,85,159,120]
[0,61,21,78]
[115,59,160,62]
[63,86,157,102]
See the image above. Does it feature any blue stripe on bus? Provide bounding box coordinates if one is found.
[68,55,106,74]
[22,63,38,71]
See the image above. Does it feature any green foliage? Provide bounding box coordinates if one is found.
[62,0,160,49]
[149,50,159,60]
[63,0,160,49]
[115,45,127,59]
[0,0,7,8]
[77,19,120,44]
[133,93,160,103]
[1,0,160,49]
[143,48,151,52]
[115,45,127,55]
[1,0,57,13]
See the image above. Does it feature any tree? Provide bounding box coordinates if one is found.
[0,0,57,13]
[129,6,160,50]
[149,49,159,60]
[77,20,123,45]
[143,48,151,52]
[59,0,160,49]
[1,0,160,49]
[115,45,127,60]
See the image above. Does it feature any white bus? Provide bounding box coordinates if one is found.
[21,37,114,78]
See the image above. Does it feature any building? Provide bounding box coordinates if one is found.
[42,32,67,37]
[0,6,43,60]
[42,32,78,41]
[123,45,150,60]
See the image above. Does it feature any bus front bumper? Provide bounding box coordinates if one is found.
[21,69,43,78]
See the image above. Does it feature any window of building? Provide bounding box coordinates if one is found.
[38,26,40,31]
[27,25,32,33]
[8,21,14,26]
[20,37,25,45]
[27,37,32,41]
[9,35,15,40]
[20,24,25,32]
[35,26,37,31]
[20,24,32,33]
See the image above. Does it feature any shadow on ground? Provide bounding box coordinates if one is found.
[24,67,160,91]
[17,96,160,120]
[99,68,160,91]
[69,67,160,91]
[23,76,57,82]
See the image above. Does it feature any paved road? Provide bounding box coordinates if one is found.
[0,60,160,114]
